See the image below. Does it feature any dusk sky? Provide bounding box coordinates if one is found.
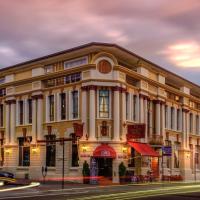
[1,0,200,84]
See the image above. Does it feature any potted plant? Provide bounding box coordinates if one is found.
[119,162,126,184]
[82,160,90,184]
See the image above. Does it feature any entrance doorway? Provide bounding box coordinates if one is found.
[96,158,113,179]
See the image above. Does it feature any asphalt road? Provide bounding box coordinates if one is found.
[1,182,200,200]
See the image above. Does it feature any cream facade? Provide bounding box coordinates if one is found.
[0,42,200,182]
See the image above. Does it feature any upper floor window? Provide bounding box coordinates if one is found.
[72,91,78,119]
[45,65,54,73]
[0,105,3,127]
[19,101,24,125]
[60,93,66,120]
[28,99,32,124]
[65,73,81,84]
[49,95,55,121]
[71,133,79,167]
[99,90,109,118]
[64,56,88,69]
[0,78,5,85]
[0,89,6,97]
[196,115,199,134]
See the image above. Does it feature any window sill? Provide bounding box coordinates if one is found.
[70,167,80,171]
[17,166,29,170]
[46,167,56,171]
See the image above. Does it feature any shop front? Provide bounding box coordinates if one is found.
[92,144,116,182]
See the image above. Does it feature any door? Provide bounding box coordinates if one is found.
[96,158,113,179]
[151,157,159,178]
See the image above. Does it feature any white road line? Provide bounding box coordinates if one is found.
[0,190,89,199]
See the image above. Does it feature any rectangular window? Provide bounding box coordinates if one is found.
[60,93,66,120]
[72,91,78,119]
[126,93,129,120]
[0,78,5,84]
[0,139,4,166]
[0,89,6,97]
[174,143,180,168]
[45,65,54,73]
[46,135,56,167]
[28,99,32,124]
[64,56,88,69]
[65,73,81,84]
[99,90,109,118]
[19,101,24,125]
[196,115,199,134]
[18,137,31,166]
[49,95,55,121]
[71,134,79,167]
[0,105,3,127]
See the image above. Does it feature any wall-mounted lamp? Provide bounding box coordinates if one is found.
[122,146,127,153]
[32,146,39,154]
[5,148,12,155]
[82,145,88,152]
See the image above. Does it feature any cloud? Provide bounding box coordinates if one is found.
[0,0,200,84]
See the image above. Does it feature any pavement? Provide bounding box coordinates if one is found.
[1,181,200,199]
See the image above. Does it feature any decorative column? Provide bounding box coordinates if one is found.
[174,108,177,131]
[139,94,144,123]
[167,105,171,130]
[113,86,120,141]
[5,103,10,145]
[198,114,200,135]
[121,88,127,140]
[10,101,16,145]
[161,102,166,141]
[182,108,190,149]
[37,95,43,140]
[179,109,183,132]
[32,98,37,144]
[135,94,140,122]
[143,97,148,142]
[149,101,153,138]
[89,86,96,140]
[127,93,132,121]
[81,86,88,139]
[155,100,161,136]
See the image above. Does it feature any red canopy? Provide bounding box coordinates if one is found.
[128,141,159,157]
[93,144,116,158]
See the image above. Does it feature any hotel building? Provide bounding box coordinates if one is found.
[0,42,200,183]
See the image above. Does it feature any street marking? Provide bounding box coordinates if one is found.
[0,182,40,193]
[69,184,200,200]
[0,190,89,199]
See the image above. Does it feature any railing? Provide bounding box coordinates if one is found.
[149,135,163,145]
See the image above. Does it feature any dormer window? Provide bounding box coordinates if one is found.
[64,56,88,69]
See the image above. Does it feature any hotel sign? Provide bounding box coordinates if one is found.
[162,146,172,156]
[126,124,145,140]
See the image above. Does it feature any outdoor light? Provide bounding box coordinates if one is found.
[32,146,39,154]
[82,145,87,152]
[122,146,127,153]
[5,148,12,154]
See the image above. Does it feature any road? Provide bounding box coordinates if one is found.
[1,182,200,200]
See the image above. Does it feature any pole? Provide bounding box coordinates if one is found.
[62,139,64,189]
[162,149,164,181]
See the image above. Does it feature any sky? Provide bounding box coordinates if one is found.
[1,0,200,84]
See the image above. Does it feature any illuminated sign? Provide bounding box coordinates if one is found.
[126,124,145,140]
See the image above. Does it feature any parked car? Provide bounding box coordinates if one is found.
[0,171,14,179]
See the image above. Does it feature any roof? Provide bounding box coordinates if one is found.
[1,42,200,92]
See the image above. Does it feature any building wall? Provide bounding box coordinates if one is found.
[0,45,200,182]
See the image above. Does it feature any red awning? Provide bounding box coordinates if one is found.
[93,144,116,158]
[128,141,159,157]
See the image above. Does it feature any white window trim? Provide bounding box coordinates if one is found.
[64,56,88,70]
[97,89,112,119]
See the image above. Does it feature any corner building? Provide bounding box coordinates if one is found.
[0,42,200,183]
